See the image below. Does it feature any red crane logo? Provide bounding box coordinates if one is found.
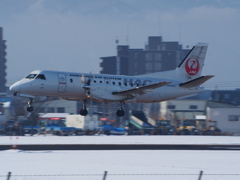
[185,58,200,76]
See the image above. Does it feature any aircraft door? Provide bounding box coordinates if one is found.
[57,73,67,93]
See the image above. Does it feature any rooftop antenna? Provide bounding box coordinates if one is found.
[126,25,129,45]
[115,36,120,75]
[179,23,182,44]
[159,13,162,36]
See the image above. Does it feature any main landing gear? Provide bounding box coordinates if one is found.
[116,101,125,117]
[80,100,88,116]
[27,98,34,112]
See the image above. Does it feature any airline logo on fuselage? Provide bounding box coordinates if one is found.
[185,58,200,76]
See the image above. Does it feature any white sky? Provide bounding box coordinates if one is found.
[1,0,240,90]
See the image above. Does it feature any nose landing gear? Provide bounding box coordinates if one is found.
[27,98,34,112]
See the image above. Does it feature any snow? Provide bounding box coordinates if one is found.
[1,136,240,180]
[1,135,240,145]
[0,149,240,180]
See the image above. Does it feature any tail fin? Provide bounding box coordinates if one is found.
[176,42,208,81]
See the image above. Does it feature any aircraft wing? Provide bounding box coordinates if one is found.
[112,81,171,96]
[179,75,214,88]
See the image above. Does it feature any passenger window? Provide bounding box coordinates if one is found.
[119,82,121,86]
[106,81,109,84]
[93,80,96,83]
[25,74,37,79]
[113,82,115,85]
[35,74,46,80]
[130,83,133,87]
[100,81,102,83]
[70,79,73,83]
[124,82,127,87]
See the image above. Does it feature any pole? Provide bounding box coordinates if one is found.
[198,170,203,180]
[102,171,107,180]
[6,172,11,180]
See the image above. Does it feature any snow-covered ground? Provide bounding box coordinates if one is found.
[0,149,240,180]
[0,136,240,180]
[0,135,240,145]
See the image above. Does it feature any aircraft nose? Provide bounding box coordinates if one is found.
[10,83,21,92]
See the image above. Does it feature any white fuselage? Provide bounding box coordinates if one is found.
[10,70,203,103]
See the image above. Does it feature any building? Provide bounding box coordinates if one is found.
[211,89,240,105]
[0,27,7,93]
[159,99,237,121]
[100,36,190,76]
[207,107,240,134]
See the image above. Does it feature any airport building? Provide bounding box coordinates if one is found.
[0,27,7,93]
[100,36,190,75]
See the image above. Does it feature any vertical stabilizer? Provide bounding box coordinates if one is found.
[176,42,208,81]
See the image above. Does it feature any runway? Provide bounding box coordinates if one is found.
[1,144,240,151]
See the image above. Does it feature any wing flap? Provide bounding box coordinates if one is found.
[112,81,171,96]
[179,75,214,88]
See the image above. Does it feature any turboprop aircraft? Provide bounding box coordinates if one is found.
[10,42,213,117]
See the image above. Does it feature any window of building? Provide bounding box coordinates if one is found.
[189,105,198,109]
[154,62,162,71]
[134,53,138,59]
[229,115,239,121]
[145,62,153,70]
[100,81,102,83]
[134,62,138,68]
[70,79,73,83]
[167,105,175,109]
[38,107,45,113]
[106,81,109,84]
[47,107,55,113]
[162,44,166,50]
[224,94,230,99]
[113,82,115,85]
[36,74,46,80]
[57,107,65,113]
[93,80,96,83]
[145,53,152,61]
[154,53,162,61]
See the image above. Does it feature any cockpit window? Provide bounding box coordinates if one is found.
[25,74,37,79]
[36,74,46,80]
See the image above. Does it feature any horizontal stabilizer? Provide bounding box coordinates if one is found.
[112,81,171,96]
[179,75,214,88]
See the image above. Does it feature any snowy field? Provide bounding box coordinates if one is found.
[0,136,240,180]
[0,135,240,145]
[1,149,240,180]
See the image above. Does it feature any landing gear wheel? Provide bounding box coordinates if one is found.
[27,98,34,112]
[116,109,125,117]
[27,106,33,112]
[80,109,88,116]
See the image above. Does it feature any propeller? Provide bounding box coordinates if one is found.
[81,71,93,89]
[81,72,94,99]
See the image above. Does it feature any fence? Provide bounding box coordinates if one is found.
[2,171,240,180]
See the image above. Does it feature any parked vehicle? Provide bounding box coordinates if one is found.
[99,125,128,135]
[66,115,98,135]
[176,119,199,135]
[154,120,175,135]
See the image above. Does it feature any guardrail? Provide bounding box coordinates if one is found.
[2,171,240,180]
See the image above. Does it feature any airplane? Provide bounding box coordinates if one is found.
[10,42,213,117]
